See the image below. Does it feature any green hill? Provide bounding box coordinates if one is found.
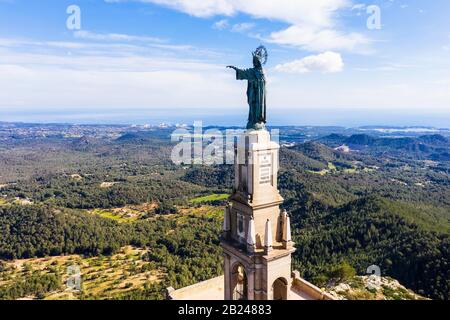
[318,133,450,161]
[292,196,449,300]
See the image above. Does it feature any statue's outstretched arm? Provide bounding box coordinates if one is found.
[227,66,251,80]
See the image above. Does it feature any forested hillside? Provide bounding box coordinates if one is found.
[0,125,448,300]
[291,197,449,300]
[0,204,222,299]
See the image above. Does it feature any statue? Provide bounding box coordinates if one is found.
[227,46,268,130]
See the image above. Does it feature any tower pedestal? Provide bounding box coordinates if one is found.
[221,129,295,300]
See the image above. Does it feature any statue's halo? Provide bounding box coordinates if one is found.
[253,45,268,65]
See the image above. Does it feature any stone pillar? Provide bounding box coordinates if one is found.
[223,254,231,300]
[246,218,256,253]
[264,219,273,254]
[281,210,293,249]
[222,204,231,240]
[247,268,255,300]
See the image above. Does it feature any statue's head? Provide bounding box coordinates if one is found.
[252,45,268,69]
[253,55,262,68]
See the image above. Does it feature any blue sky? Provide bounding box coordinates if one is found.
[0,0,449,126]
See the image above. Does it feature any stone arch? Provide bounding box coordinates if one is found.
[231,262,248,300]
[272,277,288,300]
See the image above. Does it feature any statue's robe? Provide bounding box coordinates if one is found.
[235,67,266,129]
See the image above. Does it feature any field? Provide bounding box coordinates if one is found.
[0,204,223,300]
[87,202,158,223]
[189,194,229,204]
[0,246,163,300]
[178,204,223,220]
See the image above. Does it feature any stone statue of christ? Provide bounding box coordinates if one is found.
[227,47,267,130]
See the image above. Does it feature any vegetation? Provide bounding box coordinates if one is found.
[291,197,449,300]
[328,262,357,282]
[0,125,449,300]
[190,194,229,204]
[327,276,427,300]
[0,271,61,300]
[0,204,222,299]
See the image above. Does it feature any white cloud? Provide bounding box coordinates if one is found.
[231,22,255,33]
[212,20,255,33]
[267,25,369,52]
[74,30,164,43]
[72,30,224,56]
[0,33,220,60]
[127,0,236,18]
[351,3,366,10]
[213,19,229,30]
[134,0,349,27]
[0,37,242,110]
[108,0,369,53]
[275,51,344,73]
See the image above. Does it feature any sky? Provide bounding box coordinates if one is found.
[0,0,449,127]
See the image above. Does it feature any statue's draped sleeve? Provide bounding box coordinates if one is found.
[235,68,257,81]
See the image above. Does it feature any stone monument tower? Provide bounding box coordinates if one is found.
[221,128,295,300]
[166,46,333,301]
[222,46,295,300]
